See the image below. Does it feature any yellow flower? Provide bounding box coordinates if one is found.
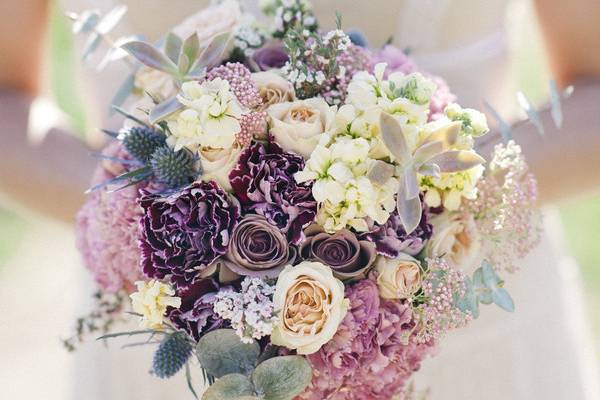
[130,280,181,329]
[271,261,349,354]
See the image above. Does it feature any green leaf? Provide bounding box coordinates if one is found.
[252,356,313,400]
[202,374,255,400]
[396,175,422,235]
[149,96,184,124]
[121,40,179,75]
[454,276,479,318]
[427,150,485,173]
[165,32,183,64]
[379,112,410,164]
[492,287,515,312]
[186,363,199,400]
[181,33,200,73]
[197,329,260,378]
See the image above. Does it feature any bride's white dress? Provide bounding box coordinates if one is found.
[54,0,599,398]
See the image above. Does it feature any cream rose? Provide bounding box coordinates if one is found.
[271,261,349,355]
[267,98,335,158]
[199,146,243,191]
[375,253,422,300]
[428,213,481,268]
[252,71,296,113]
[134,67,177,101]
[172,0,241,44]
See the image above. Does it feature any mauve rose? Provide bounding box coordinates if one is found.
[252,42,289,71]
[223,215,296,279]
[300,224,376,280]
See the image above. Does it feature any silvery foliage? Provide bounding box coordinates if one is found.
[198,329,313,400]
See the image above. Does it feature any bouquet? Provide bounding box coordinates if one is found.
[69,1,542,399]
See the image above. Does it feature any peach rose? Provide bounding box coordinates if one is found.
[375,253,422,300]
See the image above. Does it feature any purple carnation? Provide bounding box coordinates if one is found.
[139,181,240,287]
[229,141,316,245]
[299,279,436,400]
[358,207,433,258]
[168,278,226,341]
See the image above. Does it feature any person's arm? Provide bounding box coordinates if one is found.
[0,1,96,222]
[476,78,600,205]
[477,0,600,205]
[533,0,600,87]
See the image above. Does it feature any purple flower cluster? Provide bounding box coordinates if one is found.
[206,62,262,109]
[168,278,226,340]
[229,141,316,244]
[358,207,433,258]
[298,279,435,400]
[139,181,240,287]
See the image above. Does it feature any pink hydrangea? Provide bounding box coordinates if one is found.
[298,279,436,400]
[75,142,144,293]
[427,75,456,121]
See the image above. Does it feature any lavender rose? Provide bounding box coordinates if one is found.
[229,141,316,244]
[139,181,240,287]
[300,224,377,280]
[168,278,226,341]
[222,215,296,279]
[358,207,433,258]
[252,42,289,71]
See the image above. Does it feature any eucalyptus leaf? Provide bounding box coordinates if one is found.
[121,40,179,75]
[82,33,102,61]
[96,5,128,35]
[202,374,255,400]
[517,91,544,136]
[72,10,100,34]
[98,36,138,71]
[197,329,260,378]
[150,96,184,124]
[252,356,312,400]
[379,112,409,163]
[454,277,479,318]
[483,100,513,142]
[110,74,136,112]
[165,32,183,64]
[549,80,563,129]
[492,287,515,312]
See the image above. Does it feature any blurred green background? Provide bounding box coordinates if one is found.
[0,0,599,364]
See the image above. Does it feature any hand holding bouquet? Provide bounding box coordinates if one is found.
[71,1,541,399]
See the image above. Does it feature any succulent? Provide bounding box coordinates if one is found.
[122,127,166,163]
[150,146,197,188]
[151,333,193,379]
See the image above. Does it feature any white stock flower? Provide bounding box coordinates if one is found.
[130,280,181,329]
[444,103,489,137]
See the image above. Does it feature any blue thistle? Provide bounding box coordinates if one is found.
[150,146,197,188]
[122,127,166,163]
[151,334,193,379]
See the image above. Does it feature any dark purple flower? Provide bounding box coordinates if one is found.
[168,278,226,341]
[252,42,289,71]
[229,141,316,245]
[358,206,432,258]
[223,214,296,279]
[139,181,240,287]
[299,224,376,280]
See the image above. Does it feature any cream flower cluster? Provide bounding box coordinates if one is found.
[130,280,181,329]
[419,103,489,211]
[167,78,246,151]
[295,134,397,232]
[346,63,435,152]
